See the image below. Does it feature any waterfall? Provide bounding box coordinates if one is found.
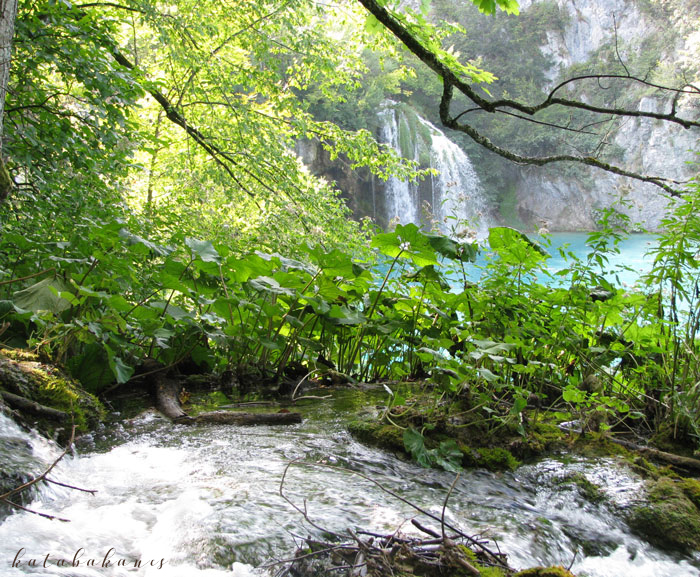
[378,106,420,226]
[378,102,489,237]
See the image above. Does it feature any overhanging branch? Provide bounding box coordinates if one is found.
[440,81,684,195]
[358,0,698,195]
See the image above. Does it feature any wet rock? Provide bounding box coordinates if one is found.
[627,476,700,551]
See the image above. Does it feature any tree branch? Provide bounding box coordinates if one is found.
[440,81,685,195]
[357,0,698,195]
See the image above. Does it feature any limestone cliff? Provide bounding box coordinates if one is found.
[511,0,699,231]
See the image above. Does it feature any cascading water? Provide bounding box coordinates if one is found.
[1,398,699,577]
[378,105,421,227]
[378,102,489,237]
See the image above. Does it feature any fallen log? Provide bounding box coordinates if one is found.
[146,359,302,426]
[176,411,302,426]
[609,437,700,474]
[0,390,69,422]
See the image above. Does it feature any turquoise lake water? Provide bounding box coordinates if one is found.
[469,231,659,288]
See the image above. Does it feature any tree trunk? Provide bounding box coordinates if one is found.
[0,0,17,200]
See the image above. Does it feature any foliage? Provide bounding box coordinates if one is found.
[0,0,698,475]
[2,176,699,454]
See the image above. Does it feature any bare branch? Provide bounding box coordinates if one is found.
[358,0,698,127]
[280,459,510,568]
[0,424,96,522]
[440,81,685,195]
[612,13,631,78]
[0,499,71,522]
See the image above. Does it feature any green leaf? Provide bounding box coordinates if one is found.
[186,237,221,263]
[119,228,172,256]
[427,234,478,263]
[13,277,73,313]
[488,227,548,265]
[372,223,439,267]
[436,439,463,472]
[478,367,499,383]
[104,344,134,384]
[511,396,527,415]
[403,428,433,468]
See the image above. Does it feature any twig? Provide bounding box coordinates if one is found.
[0,425,77,502]
[281,459,510,568]
[45,478,97,495]
[0,268,56,286]
[0,499,71,522]
[259,545,347,568]
[0,425,97,521]
[411,519,440,538]
[441,472,460,540]
[291,369,321,400]
[278,459,348,541]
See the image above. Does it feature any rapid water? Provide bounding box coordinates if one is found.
[1,391,698,577]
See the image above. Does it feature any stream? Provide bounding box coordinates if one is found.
[1,389,699,577]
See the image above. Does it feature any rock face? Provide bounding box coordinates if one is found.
[512,0,699,231]
[299,103,493,237]
[296,138,388,228]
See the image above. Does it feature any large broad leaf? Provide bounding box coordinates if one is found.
[488,227,548,265]
[224,254,275,283]
[327,304,366,325]
[186,237,221,263]
[248,276,295,296]
[119,228,172,256]
[256,251,317,275]
[403,428,433,468]
[66,343,113,392]
[403,265,451,289]
[149,301,192,321]
[427,234,478,263]
[13,277,73,313]
[435,439,463,472]
[104,344,134,384]
[372,223,439,267]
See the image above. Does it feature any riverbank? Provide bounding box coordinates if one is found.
[2,378,700,576]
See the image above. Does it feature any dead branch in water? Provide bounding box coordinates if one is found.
[272,459,512,576]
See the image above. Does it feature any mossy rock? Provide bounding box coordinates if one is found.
[627,476,700,551]
[555,472,606,504]
[0,353,104,436]
[513,567,576,577]
[461,445,521,471]
[347,419,406,454]
[679,478,700,509]
[511,422,571,458]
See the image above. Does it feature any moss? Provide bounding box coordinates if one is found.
[627,476,700,551]
[679,478,700,509]
[461,445,521,472]
[0,353,104,436]
[517,422,570,456]
[189,390,231,414]
[555,472,606,504]
[347,419,406,454]
[0,348,42,363]
[513,567,576,577]
[650,421,698,455]
[481,568,507,577]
